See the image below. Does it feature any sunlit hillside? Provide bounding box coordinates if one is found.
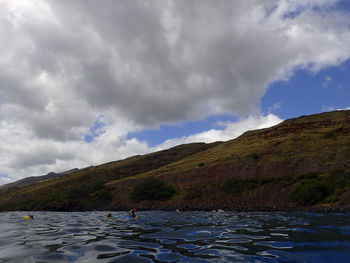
[1,110,349,212]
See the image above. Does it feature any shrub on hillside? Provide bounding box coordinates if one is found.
[67,184,92,199]
[198,162,205,167]
[221,175,284,196]
[324,132,336,139]
[248,176,281,185]
[328,170,350,189]
[251,153,260,160]
[220,177,245,195]
[184,189,202,200]
[294,173,318,182]
[93,180,105,191]
[130,177,176,202]
[97,189,113,202]
[290,179,332,205]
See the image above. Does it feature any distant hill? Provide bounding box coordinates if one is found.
[0,110,349,212]
[0,168,79,191]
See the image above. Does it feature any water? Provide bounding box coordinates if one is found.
[0,211,349,262]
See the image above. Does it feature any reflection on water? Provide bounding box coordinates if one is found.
[0,211,349,262]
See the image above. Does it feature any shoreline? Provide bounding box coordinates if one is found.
[6,206,349,213]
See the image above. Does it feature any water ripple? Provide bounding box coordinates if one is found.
[0,211,349,262]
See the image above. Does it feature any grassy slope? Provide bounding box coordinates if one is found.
[0,110,349,211]
[102,110,350,211]
[0,142,219,211]
[109,110,350,184]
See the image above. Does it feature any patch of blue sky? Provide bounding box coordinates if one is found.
[262,0,350,26]
[261,59,350,120]
[310,0,350,18]
[282,6,303,20]
[334,0,350,12]
[0,174,10,185]
[284,0,350,20]
[127,114,238,147]
[128,59,350,147]
[82,117,106,143]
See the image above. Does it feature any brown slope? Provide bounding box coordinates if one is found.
[1,110,349,211]
[0,142,220,211]
[106,110,350,211]
[114,110,350,186]
[0,169,79,191]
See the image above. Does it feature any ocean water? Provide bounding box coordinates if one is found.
[0,211,349,262]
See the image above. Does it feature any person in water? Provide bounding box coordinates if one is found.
[24,213,33,219]
[107,212,112,219]
[129,208,136,217]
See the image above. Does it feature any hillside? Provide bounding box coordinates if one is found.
[0,142,220,211]
[0,169,79,191]
[0,110,350,212]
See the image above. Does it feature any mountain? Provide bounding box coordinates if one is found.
[0,110,349,212]
[0,169,79,191]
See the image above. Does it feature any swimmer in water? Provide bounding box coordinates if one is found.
[128,208,136,218]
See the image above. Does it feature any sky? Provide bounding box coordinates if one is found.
[0,0,350,185]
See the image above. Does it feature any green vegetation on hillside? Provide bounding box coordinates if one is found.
[0,142,217,211]
[220,170,350,206]
[0,179,115,211]
[0,110,349,211]
[290,179,332,205]
[220,176,289,195]
[289,170,350,205]
[130,177,176,202]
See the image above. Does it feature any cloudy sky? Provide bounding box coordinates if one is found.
[1,0,350,185]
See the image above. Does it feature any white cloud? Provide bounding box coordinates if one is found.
[0,0,350,183]
[268,101,282,113]
[156,114,283,150]
[0,175,11,186]
[322,75,333,88]
[322,105,336,112]
[322,105,350,112]
[0,115,150,180]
